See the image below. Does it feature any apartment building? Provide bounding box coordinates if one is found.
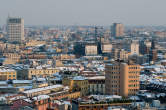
[70,76,89,97]
[105,61,140,97]
[7,17,24,43]
[17,67,59,79]
[111,49,128,60]
[85,44,98,56]
[88,76,105,95]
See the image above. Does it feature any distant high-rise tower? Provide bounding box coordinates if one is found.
[7,17,24,43]
[111,23,124,37]
[130,41,139,55]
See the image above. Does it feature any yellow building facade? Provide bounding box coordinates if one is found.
[63,76,89,97]
[0,68,17,80]
[27,68,59,79]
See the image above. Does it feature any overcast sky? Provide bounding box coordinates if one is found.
[0,0,166,26]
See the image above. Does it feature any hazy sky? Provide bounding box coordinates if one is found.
[0,0,166,26]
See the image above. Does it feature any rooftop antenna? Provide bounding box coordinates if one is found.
[7,13,10,19]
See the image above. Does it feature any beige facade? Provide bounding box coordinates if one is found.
[105,61,140,97]
[26,40,46,47]
[6,43,20,52]
[112,49,128,60]
[53,54,75,60]
[0,33,3,38]
[7,17,24,43]
[3,53,20,64]
[55,60,63,67]
[102,43,112,53]
[28,68,59,79]
[18,68,60,79]
[0,42,6,52]
[131,42,139,55]
[85,44,98,56]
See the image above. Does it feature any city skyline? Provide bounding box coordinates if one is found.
[0,0,166,26]
[0,1,166,110]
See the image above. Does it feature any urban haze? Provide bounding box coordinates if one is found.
[0,0,166,110]
[0,0,166,25]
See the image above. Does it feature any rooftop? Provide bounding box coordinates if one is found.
[23,85,63,94]
[87,76,105,80]
[73,76,87,80]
